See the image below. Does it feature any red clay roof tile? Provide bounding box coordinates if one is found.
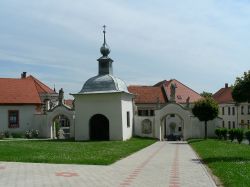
[128,85,166,104]
[0,75,55,104]
[155,79,202,103]
[213,87,234,103]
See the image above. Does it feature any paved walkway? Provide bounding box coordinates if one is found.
[0,142,217,187]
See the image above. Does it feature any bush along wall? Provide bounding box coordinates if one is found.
[215,128,247,144]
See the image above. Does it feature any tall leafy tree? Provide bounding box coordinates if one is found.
[192,98,219,139]
[232,71,250,102]
[200,91,213,98]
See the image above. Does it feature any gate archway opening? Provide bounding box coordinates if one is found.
[89,114,109,140]
[52,115,70,139]
[161,113,184,141]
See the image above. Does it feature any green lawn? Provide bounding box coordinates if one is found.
[0,137,156,165]
[189,139,250,187]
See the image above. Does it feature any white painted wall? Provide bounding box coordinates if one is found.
[121,94,134,140]
[218,102,250,129]
[0,105,37,134]
[134,116,155,138]
[134,102,221,140]
[74,92,133,141]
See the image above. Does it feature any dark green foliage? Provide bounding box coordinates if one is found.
[4,131,9,138]
[189,139,250,187]
[245,131,250,145]
[0,137,156,165]
[200,91,213,98]
[192,98,219,139]
[232,71,250,103]
[228,129,236,142]
[220,128,228,140]
[11,132,24,138]
[215,128,222,139]
[235,129,244,144]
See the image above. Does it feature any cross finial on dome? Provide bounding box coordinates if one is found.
[100,25,110,56]
[103,25,106,44]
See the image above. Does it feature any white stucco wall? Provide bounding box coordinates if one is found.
[218,102,250,129]
[134,116,155,138]
[0,105,37,134]
[121,94,134,140]
[74,92,133,141]
[134,103,221,140]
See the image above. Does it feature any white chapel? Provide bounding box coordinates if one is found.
[72,26,134,141]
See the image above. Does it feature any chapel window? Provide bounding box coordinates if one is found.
[127,111,130,128]
[232,107,235,115]
[228,107,231,115]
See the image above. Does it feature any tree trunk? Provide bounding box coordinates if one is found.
[204,121,207,139]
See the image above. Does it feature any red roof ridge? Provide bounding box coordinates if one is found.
[170,79,202,97]
[27,75,55,94]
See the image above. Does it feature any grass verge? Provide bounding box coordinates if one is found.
[189,139,250,187]
[0,137,156,165]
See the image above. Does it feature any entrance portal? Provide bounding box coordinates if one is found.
[162,113,184,140]
[89,114,109,140]
[52,115,70,139]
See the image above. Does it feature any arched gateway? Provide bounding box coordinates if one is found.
[155,103,192,140]
[89,114,109,140]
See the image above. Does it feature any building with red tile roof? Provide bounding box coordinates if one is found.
[0,72,58,134]
[128,79,202,105]
[213,83,250,129]
[0,74,56,105]
[213,83,234,104]
[128,85,167,104]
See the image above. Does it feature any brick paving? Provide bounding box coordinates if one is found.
[0,141,217,187]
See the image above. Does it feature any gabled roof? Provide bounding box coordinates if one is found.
[0,74,56,105]
[27,75,55,94]
[213,86,234,104]
[155,79,202,103]
[128,85,167,104]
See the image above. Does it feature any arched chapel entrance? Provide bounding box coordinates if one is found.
[89,114,109,140]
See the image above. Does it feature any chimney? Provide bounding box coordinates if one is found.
[21,72,27,79]
[225,83,228,88]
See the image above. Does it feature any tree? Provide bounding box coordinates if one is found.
[200,91,213,98]
[192,98,219,139]
[232,70,250,102]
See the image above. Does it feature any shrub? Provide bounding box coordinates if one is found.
[220,128,228,140]
[4,131,10,138]
[245,130,250,145]
[215,128,222,139]
[25,130,33,139]
[0,132,4,139]
[32,129,39,138]
[25,129,39,139]
[235,129,244,144]
[11,132,24,138]
[228,129,236,142]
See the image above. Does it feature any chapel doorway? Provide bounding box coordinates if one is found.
[52,115,70,139]
[89,114,109,140]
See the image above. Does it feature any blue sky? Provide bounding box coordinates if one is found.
[0,0,249,98]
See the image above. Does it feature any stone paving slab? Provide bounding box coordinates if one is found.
[0,141,217,187]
